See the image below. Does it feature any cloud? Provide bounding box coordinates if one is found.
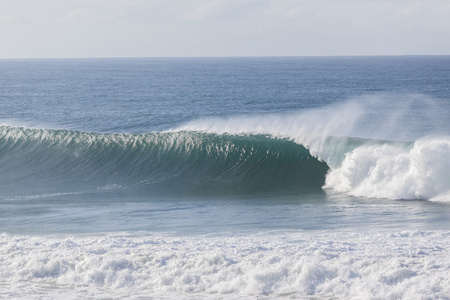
[179,0,267,22]
[0,14,18,24]
[58,9,90,22]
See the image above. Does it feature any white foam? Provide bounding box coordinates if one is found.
[324,137,450,200]
[0,231,449,299]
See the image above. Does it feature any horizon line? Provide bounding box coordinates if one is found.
[1,54,450,60]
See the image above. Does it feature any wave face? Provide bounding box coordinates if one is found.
[0,126,329,197]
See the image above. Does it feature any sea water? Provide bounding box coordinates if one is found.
[0,57,449,299]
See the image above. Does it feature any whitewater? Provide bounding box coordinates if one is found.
[1,57,450,299]
[1,231,449,299]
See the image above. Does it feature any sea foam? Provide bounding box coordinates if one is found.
[0,231,449,299]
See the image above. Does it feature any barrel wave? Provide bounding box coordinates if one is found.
[0,125,329,198]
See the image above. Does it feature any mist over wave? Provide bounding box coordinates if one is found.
[175,95,450,201]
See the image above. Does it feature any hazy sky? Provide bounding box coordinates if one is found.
[1,0,450,58]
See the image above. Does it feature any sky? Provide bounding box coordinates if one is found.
[1,0,450,58]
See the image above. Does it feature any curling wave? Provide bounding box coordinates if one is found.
[0,126,329,197]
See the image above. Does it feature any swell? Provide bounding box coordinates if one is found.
[0,126,329,197]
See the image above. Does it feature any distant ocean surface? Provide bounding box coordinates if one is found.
[1,56,450,299]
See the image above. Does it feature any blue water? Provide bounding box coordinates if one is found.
[2,56,449,133]
[1,56,450,299]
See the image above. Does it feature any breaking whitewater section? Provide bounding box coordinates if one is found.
[175,98,450,202]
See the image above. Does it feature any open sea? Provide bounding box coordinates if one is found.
[0,56,450,299]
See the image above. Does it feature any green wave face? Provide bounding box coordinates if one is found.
[0,126,330,197]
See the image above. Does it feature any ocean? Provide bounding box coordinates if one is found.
[0,56,449,299]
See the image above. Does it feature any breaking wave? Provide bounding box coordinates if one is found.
[175,97,450,202]
[1,96,449,201]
